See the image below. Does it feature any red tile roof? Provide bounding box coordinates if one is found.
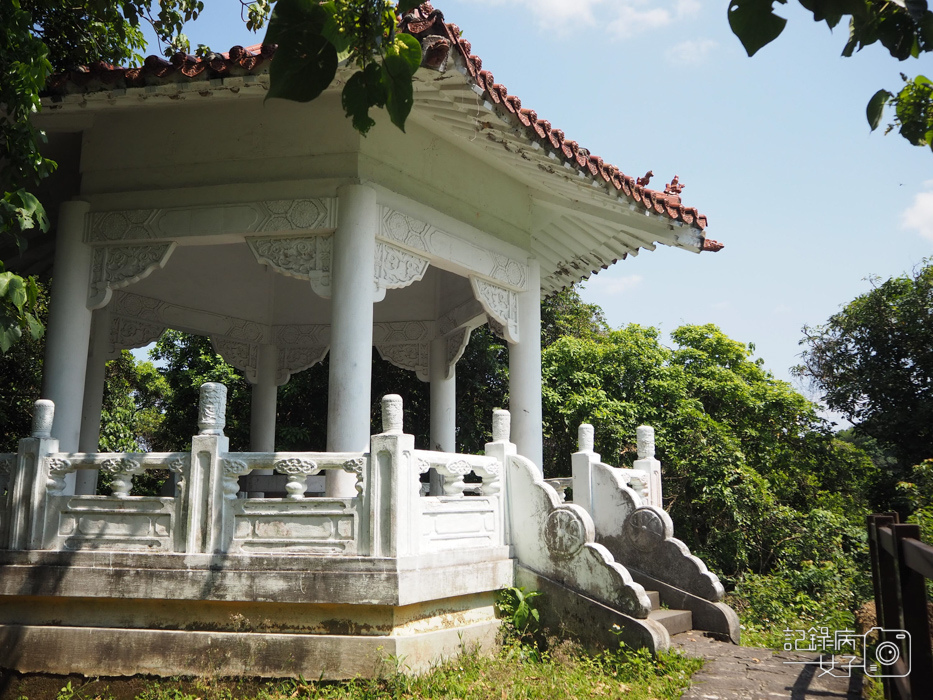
[44,2,715,240]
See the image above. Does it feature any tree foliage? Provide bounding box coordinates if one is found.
[1,0,207,352]
[542,320,873,587]
[728,0,933,151]
[796,261,933,473]
[261,0,423,134]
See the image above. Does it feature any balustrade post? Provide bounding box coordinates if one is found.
[367,395,417,557]
[571,423,598,518]
[8,400,59,550]
[182,383,231,554]
[633,426,663,508]
[484,408,515,547]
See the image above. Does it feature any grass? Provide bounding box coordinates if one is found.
[4,637,703,700]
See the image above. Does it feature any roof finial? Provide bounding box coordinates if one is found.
[636,170,653,187]
[664,175,684,195]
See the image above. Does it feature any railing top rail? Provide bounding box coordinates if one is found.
[413,449,498,469]
[224,451,365,465]
[48,452,188,470]
[877,524,898,558]
[903,537,933,580]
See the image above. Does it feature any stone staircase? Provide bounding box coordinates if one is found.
[646,590,693,637]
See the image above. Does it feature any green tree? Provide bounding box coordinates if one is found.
[1,0,207,352]
[543,321,873,584]
[147,330,252,451]
[728,0,933,151]
[796,261,933,475]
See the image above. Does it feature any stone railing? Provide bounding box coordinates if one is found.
[0,385,511,558]
[569,422,728,604]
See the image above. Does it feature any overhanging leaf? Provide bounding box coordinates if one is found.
[393,33,422,74]
[264,0,327,46]
[342,63,387,135]
[382,54,415,131]
[266,32,338,103]
[728,0,788,56]
[867,89,893,130]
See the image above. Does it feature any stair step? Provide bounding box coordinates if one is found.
[649,608,693,636]
[646,590,660,609]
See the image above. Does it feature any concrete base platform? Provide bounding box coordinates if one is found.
[0,549,512,679]
[0,621,499,679]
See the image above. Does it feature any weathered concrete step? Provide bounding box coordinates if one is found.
[646,590,661,609]
[648,608,693,636]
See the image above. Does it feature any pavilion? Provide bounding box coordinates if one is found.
[0,3,733,679]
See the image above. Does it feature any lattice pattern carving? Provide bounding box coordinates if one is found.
[87,199,335,243]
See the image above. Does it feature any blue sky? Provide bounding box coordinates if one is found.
[147,1,932,414]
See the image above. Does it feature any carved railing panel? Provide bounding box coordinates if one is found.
[40,452,188,552]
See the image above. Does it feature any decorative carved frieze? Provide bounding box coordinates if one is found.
[275,324,330,384]
[109,292,268,360]
[276,345,329,385]
[91,209,159,241]
[212,338,259,383]
[248,235,331,279]
[373,321,431,345]
[255,199,332,232]
[381,208,528,291]
[445,327,471,377]
[274,323,329,347]
[87,199,335,243]
[376,343,430,382]
[109,317,165,355]
[373,241,429,298]
[88,243,176,309]
[470,277,519,343]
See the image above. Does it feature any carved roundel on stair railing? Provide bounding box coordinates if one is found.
[544,508,587,558]
[623,507,668,552]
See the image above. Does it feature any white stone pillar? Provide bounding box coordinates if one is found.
[508,259,543,472]
[249,344,278,497]
[429,335,456,494]
[42,200,93,494]
[76,308,111,494]
[250,344,278,452]
[326,184,377,497]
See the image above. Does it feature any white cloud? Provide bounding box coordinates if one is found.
[902,180,933,241]
[461,0,702,39]
[585,273,644,296]
[666,38,718,64]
